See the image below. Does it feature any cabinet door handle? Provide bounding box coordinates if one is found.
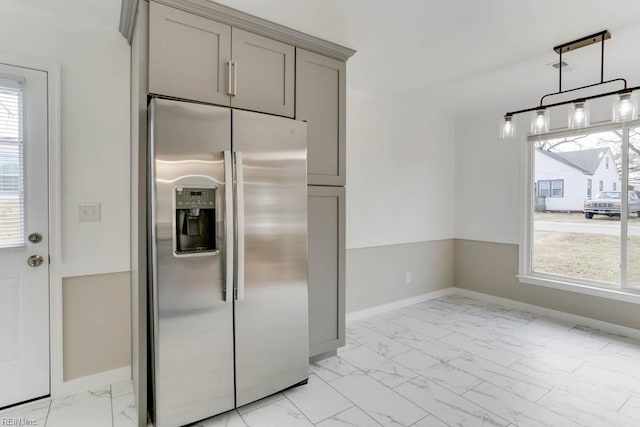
[227,61,233,95]
[232,61,238,96]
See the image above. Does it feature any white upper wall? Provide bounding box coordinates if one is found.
[0,0,131,275]
[454,112,523,244]
[346,88,455,249]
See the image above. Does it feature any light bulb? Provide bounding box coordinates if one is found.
[500,115,515,139]
[531,109,549,134]
[569,101,589,129]
[612,92,637,122]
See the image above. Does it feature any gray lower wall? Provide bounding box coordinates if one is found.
[63,272,132,381]
[455,239,640,330]
[346,240,455,313]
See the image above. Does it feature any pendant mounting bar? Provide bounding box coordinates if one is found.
[553,30,611,54]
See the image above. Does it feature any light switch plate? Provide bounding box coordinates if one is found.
[79,202,101,222]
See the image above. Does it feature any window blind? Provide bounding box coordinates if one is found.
[0,77,25,249]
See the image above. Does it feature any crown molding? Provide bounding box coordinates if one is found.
[120,0,356,61]
[119,0,139,44]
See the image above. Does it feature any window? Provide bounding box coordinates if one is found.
[0,77,25,249]
[606,156,610,169]
[524,125,640,295]
[537,180,563,197]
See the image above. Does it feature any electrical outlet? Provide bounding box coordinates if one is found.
[79,202,101,222]
[405,271,411,284]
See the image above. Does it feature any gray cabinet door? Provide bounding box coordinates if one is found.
[149,2,231,106]
[308,186,345,357]
[296,49,346,186]
[231,28,295,118]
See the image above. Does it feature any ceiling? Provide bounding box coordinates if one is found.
[15,0,640,116]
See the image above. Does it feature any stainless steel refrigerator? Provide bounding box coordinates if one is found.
[148,98,309,427]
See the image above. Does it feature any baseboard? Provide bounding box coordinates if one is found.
[58,365,131,397]
[346,287,455,323]
[454,288,640,340]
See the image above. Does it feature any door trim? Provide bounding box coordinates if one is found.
[0,53,62,399]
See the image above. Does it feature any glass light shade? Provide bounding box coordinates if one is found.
[530,109,549,134]
[612,92,638,123]
[500,115,516,139]
[568,101,590,129]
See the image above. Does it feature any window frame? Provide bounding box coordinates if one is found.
[519,120,640,304]
[537,179,564,198]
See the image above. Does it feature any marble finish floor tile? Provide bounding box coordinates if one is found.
[7,294,640,427]
[346,327,412,358]
[411,414,448,427]
[310,356,359,382]
[240,398,313,427]
[331,371,427,427]
[395,376,509,427]
[338,346,417,388]
[510,357,630,411]
[440,333,522,367]
[112,392,137,427]
[194,410,247,427]
[449,353,550,402]
[462,382,580,427]
[237,393,285,415]
[619,395,640,421]
[283,375,353,423]
[394,333,466,363]
[111,380,134,398]
[388,315,452,340]
[392,350,482,395]
[0,399,50,426]
[46,385,112,427]
[315,407,379,427]
[537,389,638,427]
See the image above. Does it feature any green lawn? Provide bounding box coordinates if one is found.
[534,232,640,286]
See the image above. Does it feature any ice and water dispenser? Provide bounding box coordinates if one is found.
[174,186,218,256]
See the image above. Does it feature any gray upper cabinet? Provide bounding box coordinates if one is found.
[231,28,295,118]
[308,186,345,357]
[149,2,231,106]
[296,49,346,186]
[149,3,295,117]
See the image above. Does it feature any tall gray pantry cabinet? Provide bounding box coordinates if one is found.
[127,1,355,425]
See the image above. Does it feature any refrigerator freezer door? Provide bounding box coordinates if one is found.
[149,98,234,426]
[232,109,309,407]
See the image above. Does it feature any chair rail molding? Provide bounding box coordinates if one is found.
[119,0,356,61]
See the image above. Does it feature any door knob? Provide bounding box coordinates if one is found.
[27,255,44,267]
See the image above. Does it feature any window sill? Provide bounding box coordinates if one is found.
[517,274,640,305]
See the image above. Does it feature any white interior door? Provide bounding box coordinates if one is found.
[0,63,49,409]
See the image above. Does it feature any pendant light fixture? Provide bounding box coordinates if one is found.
[500,30,640,139]
[612,91,638,122]
[531,109,549,134]
[500,114,516,139]
[568,100,590,129]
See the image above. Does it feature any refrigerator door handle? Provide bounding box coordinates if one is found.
[223,151,234,302]
[234,151,245,301]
